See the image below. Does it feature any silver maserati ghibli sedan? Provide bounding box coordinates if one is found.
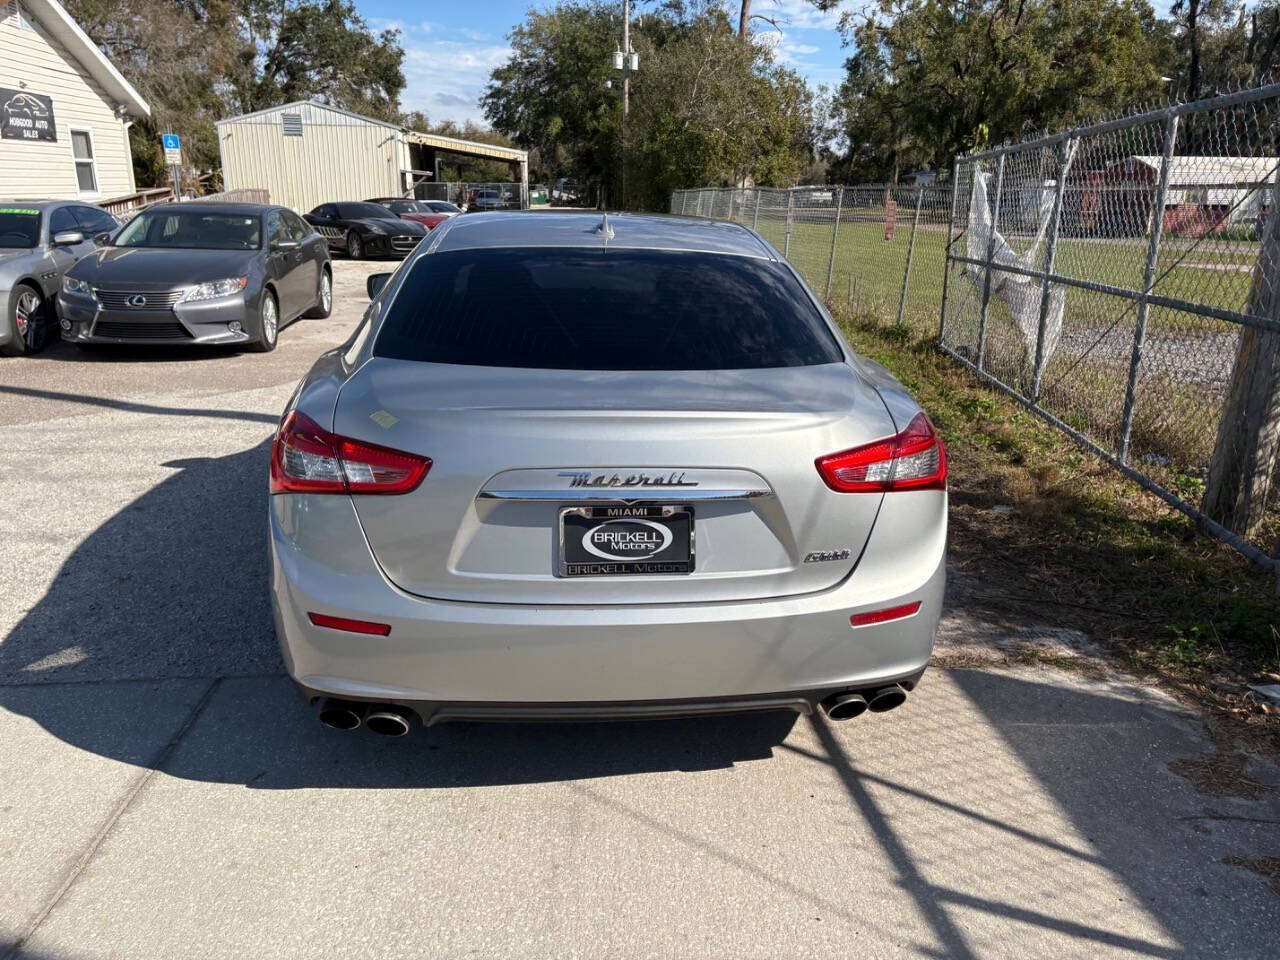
[270,212,947,737]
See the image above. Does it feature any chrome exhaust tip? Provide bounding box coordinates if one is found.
[364,707,413,738]
[867,684,908,713]
[821,692,869,721]
[316,698,363,731]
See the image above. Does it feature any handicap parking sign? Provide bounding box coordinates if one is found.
[162,133,180,165]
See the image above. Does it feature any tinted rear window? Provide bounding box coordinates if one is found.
[373,248,843,370]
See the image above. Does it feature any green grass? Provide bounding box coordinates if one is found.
[753,215,1256,339]
[830,303,1280,697]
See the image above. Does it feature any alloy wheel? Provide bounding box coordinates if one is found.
[15,290,39,341]
[262,294,278,344]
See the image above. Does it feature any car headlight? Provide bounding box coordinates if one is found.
[62,275,94,298]
[365,222,390,235]
[181,277,248,303]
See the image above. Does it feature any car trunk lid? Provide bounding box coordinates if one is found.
[332,358,895,605]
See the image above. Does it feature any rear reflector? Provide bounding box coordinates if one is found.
[308,612,392,636]
[849,601,921,628]
[270,410,431,495]
[817,412,946,493]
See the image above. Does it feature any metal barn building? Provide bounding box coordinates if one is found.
[215,101,529,212]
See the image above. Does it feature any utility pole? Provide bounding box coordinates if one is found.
[622,0,630,118]
[609,1,638,208]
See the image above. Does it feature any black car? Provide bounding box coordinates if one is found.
[304,202,427,259]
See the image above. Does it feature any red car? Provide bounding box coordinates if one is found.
[365,198,449,231]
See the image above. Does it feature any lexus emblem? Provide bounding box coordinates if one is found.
[127,294,147,308]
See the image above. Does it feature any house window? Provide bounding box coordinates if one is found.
[282,113,302,136]
[71,128,97,194]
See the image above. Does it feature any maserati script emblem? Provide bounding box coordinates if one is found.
[127,294,147,308]
[558,471,698,489]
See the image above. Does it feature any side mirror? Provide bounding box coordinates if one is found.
[52,230,85,246]
[367,273,391,299]
[92,231,113,246]
[274,238,300,251]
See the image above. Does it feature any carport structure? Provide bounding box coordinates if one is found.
[401,128,529,205]
[216,101,528,212]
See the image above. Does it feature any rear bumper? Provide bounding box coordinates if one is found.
[294,673,928,726]
[271,491,946,709]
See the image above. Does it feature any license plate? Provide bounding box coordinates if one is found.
[559,505,694,577]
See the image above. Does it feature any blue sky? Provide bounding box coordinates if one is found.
[362,1,856,127]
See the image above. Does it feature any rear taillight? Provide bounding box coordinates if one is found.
[270,411,431,495]
[817,412,946,493]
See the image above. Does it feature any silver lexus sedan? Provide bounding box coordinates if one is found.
[270,212,947,737]
[58,203,330,351]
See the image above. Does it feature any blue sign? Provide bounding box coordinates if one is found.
[162,132,181,165]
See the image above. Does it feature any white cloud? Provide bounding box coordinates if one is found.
[763,0,852,31]
[761,32,844,88]
[399,40,512,126]
[370,17,436,36]
[723,0,855,32]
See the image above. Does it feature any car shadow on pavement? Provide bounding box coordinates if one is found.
[0,385,281,423]
[0,437,797,786]
[32,340,246,363]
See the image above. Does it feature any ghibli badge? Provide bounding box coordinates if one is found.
[804,549,852,563]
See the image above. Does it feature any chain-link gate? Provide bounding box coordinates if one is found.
[942,83,1280,569]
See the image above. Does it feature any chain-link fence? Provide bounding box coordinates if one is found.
[671,184,952,336]
[672,82,1280,571]
[944,83,1279,568]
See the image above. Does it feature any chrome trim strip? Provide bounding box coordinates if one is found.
[477,488,770,502]
[478,467,774,502]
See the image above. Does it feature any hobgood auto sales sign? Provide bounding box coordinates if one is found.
[0,89,56,142]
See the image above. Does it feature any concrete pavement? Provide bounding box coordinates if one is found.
[2,260,1277,958]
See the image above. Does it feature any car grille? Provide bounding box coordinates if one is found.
[94,320,191,340]
[391,235,420,253]
[95,290,185,310]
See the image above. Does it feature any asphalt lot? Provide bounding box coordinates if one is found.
[2,259,1278,958]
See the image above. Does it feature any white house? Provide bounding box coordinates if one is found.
[1114,155,1277,225]
[0,0,149,201]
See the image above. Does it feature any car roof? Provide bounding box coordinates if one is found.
[0,199,77,210]
[429,211,777,260]
[138,202,272,216]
